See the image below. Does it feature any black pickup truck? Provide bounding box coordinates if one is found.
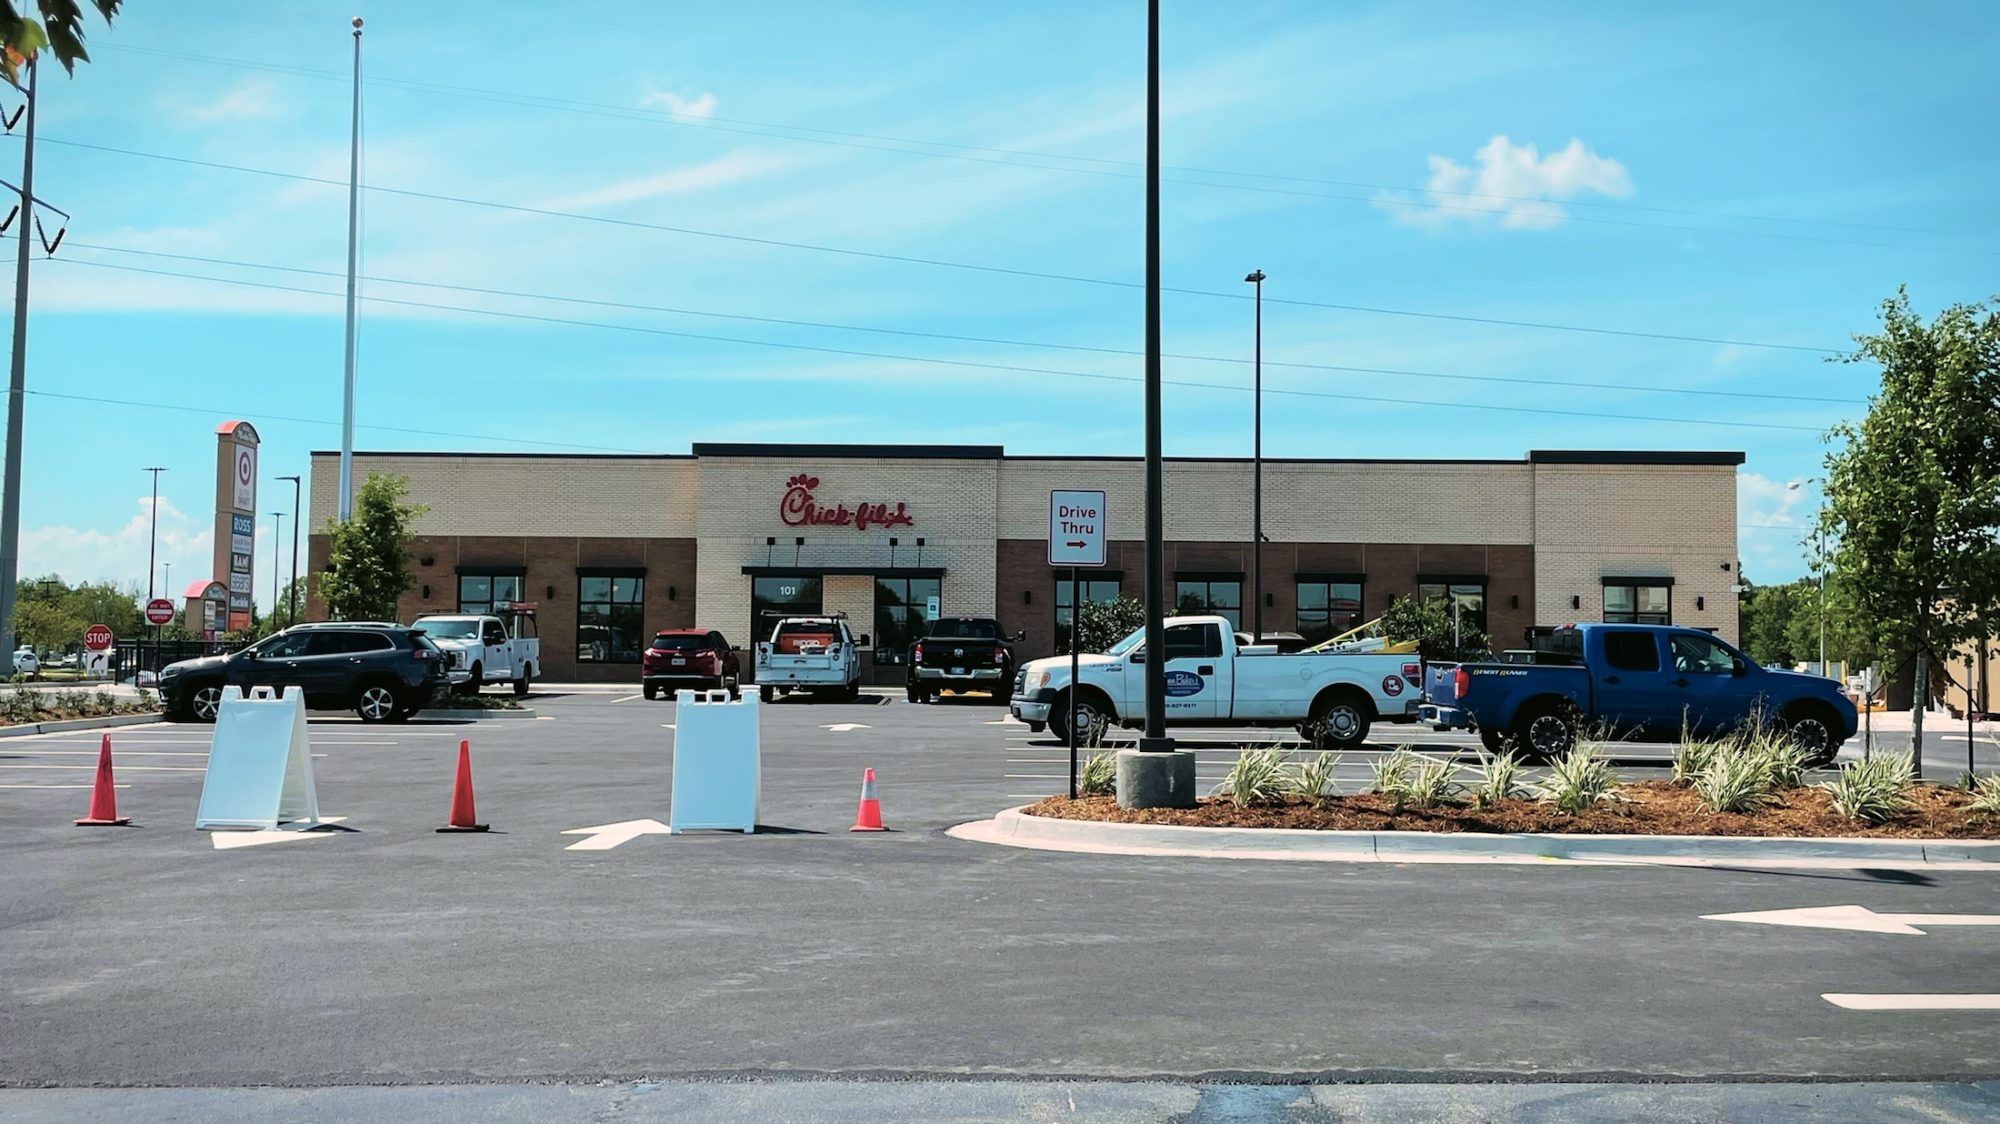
[906,617,1024,704]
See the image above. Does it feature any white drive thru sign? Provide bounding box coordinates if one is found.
[1048,489,1107,567]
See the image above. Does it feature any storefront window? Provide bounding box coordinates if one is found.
[874,577,941,665]
[751,576,823,644]
[1604,581,1671,624]
[1055,578,1123,653]
[1175,577,1242,631]
[1418,581,1487,636]
[1295,580,1363,645]
[458,574,523,616]
[577,575,644,664]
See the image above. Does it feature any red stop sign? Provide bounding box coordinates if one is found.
[145,598,176,625]
[83,624,114,651]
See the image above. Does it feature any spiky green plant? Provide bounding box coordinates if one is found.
[1538,744,1619,816]
[1076,751,1116,797]
[1368,747,1419,813]
[1470,751,1525,809]
[1694,749,1775,813]
[1404,756,1461,809]
[1290,751,1342,807]
[1671,738,1727,786]
[1212,747,1292,808]
[1820,754,1915,824]
[1962,773,2000,820]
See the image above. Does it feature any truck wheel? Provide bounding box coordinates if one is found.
[905,681,921,703]
[724,675,741,701]
[1478,726,1511,756]
[1781,703,1842,767]
[512,664,531,697]
[760,685,776,704]
[1307,690,1372,750]
[467,662,483,691]
[1512,702,1578,762]
[1048,691,1106,746]
[644,683,659,701]
[842,683,862,703]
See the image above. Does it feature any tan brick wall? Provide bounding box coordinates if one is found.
[821,575,874,633]
[1532,464,1739,642]
[308,454,698,538]
[995,459,1533,544]
[695,456,999,648]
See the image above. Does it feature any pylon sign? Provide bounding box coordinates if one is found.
[212,420,259,632]
[195,685,319,830]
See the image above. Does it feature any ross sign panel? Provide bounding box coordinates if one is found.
[83,624,114,651]
[145,598,177,625]
[1047,489,1107,568]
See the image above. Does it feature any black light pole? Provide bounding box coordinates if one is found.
[145,466,165,676]
[1245,269,1265,642]
[1139,0,1168,754]
[278,474,301,624]
[271,511,285,630]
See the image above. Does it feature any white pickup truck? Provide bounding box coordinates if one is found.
[1009,615,1421,748]
[413,613,539,696]
[754,615,867,703]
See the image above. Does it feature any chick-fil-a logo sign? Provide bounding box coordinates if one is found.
[780,473,914,532]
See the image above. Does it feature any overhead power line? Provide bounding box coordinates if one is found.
[48,255,1835,435]
[40,236,1857,406]
[94,40,1994,244]
[32,136,1845,355]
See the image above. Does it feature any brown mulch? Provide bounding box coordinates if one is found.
[1026,781,2000,839]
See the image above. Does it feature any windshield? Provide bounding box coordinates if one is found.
[418,618,481,640]
[928,619,1001,640]
[1107,626,1146,657]
[651,634,706,651]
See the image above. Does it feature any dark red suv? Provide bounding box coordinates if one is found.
[642,629,741,700]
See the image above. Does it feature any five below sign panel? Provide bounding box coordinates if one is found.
[1048,489,1107,568]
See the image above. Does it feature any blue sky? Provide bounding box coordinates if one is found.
[8,0,1998,603]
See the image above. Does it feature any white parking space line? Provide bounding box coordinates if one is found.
[0,764,206,772]
[612,694,645,703]
[10,750,210,756]
[1823,994,2000,1011]
[0,783,130,789]
[1003,774,1068,779]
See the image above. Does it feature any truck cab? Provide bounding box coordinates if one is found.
[413,609,540,696]
[754,615,867,703]
[906,617,1023,704]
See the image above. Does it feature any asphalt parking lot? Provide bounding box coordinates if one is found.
[3,687,1997,1106]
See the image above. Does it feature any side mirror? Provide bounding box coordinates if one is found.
[857,634,871,648]
[1129,649,1146,665]
[1014,630,1027,643]
[1732,657,1748,677]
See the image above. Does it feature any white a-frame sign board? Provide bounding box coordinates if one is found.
[195,685,321,830]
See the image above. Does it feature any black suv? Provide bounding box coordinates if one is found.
[160,622,449,723]
[906,617,1023,704]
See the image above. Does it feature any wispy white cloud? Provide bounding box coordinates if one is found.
[1378,135,1633,230]
[639,88,718,118]
[538,150,791,211]
[166,75,287,127]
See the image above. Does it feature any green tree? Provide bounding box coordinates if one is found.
[1737,578,1796,667]
[1066,595,1148,654]
[0,1,121,78]
[1382,594,1490,663]
[1821,290,2000,775]
[317,473,425,623]
[13,596,79,652]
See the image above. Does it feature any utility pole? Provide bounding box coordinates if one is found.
[271,510,285,630]
[278,474,301,624]
[338,17,364,520]
[0,58,36,664]
[1245,269,1265,642]
[146,466,166,677]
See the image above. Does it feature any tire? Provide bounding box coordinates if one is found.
[1048,690,1108,746]
[1512,701,1578,763]
[1478,726,1510,755]
[512,664,531,697]
[388,703,417,723]
[1306,690,1373,751]
[1781,703,1842,767]
[725,675,741,701]
[760,685,776,704]
[906,681,921,704]
[355,682,401,723]
[644,683,659,701]
[842,683,862,703]
[186,682,225,723]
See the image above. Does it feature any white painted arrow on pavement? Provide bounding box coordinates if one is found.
[562,818,672,851]
[1702,904,2000,936]
[211,817,349,850]
[822,723,871,732]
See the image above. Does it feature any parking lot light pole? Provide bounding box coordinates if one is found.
[1245,269,1265,643]
[146,467,166,675]
[271,511,286,631]
[278,474,301,624]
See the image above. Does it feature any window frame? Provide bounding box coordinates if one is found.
[1174,575,1243,631]
[1417,578,1488,636]
[458,573,525,618]
[873,576,942,665]
[1603,580,1673,625]
[1294,576,1364,646]
[1054,576,1123,652]
[1601,630,1661,673]
[751,576,824,644]
[576,572,645,665]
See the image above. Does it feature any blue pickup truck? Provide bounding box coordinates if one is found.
[1419,623,1857,763]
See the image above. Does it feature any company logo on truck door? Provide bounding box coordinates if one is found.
[1164,670,1205,697]
[780,473,914,532]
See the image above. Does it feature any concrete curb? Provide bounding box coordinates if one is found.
[0,713,164,739]
[946,806,2000,869]
[412,707,538,722]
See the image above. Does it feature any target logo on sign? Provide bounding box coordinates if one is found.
[231,441,257,511]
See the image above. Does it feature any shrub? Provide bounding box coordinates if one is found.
[1404,756,1461,809]
[1695,749,1775,813]
[1538,744,1619,816]
[1961,773,2000,820]
[1290,751,1341,807]
[134,689,159,713]
[91,689,117,714]
[1,686,37,724]
[1469,751,1525,809]
[1212,747,1292,808]
[1368,747,1420,812]
[1077,751,1116,797]
[1744,735,1812,791]
[53,688,89,714]
[1671,738,1729,786]
[1821,754,1915,824]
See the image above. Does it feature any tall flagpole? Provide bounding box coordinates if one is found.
[338,17,363,520]
[0,57,37,664]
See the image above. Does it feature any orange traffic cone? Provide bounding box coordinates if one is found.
[436,739,489,833]
[74,733,130,826]
[850,767,885,832]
